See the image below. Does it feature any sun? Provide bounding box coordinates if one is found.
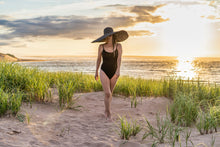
[159,4,213,57]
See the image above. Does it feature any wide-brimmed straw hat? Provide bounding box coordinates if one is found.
[91,27,129,43]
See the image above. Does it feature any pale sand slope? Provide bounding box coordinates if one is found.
[0,53,45,62]
[0,91,219,147]
[0,54,18,62]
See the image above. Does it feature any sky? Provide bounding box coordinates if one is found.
[0,0,220,57]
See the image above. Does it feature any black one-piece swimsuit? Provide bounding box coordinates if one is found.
[101,44,118,79]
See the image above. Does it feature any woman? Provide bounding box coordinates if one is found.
[92,27,128,120]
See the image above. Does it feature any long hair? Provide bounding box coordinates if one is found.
[112,35,117,57]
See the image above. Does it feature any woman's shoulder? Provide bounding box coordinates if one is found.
[98,44,105,52]
[99,43,106,48]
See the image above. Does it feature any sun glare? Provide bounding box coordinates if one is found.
[160,5,213,56]
[175,56,197,79]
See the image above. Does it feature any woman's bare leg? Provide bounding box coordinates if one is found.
[110,75,118,93]
[104,75,118,119]
[100,70,112,120]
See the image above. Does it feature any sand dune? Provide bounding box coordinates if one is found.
[0,53,19,62]
[0,90,219,147]
[0,53,46,62]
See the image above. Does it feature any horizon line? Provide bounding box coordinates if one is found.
[20,55,220,58]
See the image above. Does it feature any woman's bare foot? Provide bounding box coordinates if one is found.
[106,112,112,122]
[104,111,108,119]
[104,111,112,121]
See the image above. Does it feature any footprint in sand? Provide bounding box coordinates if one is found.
[49,139,60,145]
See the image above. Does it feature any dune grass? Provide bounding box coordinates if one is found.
[0,88,23,116]
[142,115,171,144]
[142,114,184,146]
[0,61,219,146]
[0,62,103,115]
[0,61,219,134]
[169,92,199,126]
[1,62,220,102]
[118,115,142,140]
[196,110,218,135]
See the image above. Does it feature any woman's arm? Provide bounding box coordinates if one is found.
[95,44,103,81]
[115,43,122,78]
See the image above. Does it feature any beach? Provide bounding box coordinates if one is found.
[1,0,220,146]
[0,89,219,147]
[0,58,219,147]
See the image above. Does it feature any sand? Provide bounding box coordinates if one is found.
[0,54,19,62]
[0,90,219,147]
[0,52,47,62]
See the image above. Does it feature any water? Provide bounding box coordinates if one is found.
[18,56,220,83]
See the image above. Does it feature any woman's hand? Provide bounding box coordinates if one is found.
[95,72,99,81]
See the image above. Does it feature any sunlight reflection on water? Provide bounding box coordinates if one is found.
[175,56,197,80]
[18,56,220,83]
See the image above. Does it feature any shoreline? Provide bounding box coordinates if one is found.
[20,55,220,58]
[17,59,48,62]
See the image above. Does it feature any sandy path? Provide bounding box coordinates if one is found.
[0,91,219,147]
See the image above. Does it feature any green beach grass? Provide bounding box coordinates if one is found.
[0,62,219,140]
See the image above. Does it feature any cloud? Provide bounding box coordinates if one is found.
[206,15,220,20]
[130,5,165,14]
[105,4,169,23]
[128,30,154,36]
[97,4,169,24]
[123,4,169,24]
[0,15,13,19]
[0,15,108,39]
[201,15,220,22]
[101,4,127,8]
[12,44,27,48]
[0,4,168,40]
[0,1,4,5]
[0,42,10,46]
[0,40,27,47]
[206,0,220,10]
[158,0,203,6]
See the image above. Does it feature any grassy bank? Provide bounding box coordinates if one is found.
[0,62,219,133]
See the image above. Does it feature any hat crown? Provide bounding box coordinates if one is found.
[91,27,128,43]
[104,27,113,35]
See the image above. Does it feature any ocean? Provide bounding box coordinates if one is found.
[18,56,220,84]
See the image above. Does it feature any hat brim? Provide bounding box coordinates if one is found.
[91,30,129,43]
